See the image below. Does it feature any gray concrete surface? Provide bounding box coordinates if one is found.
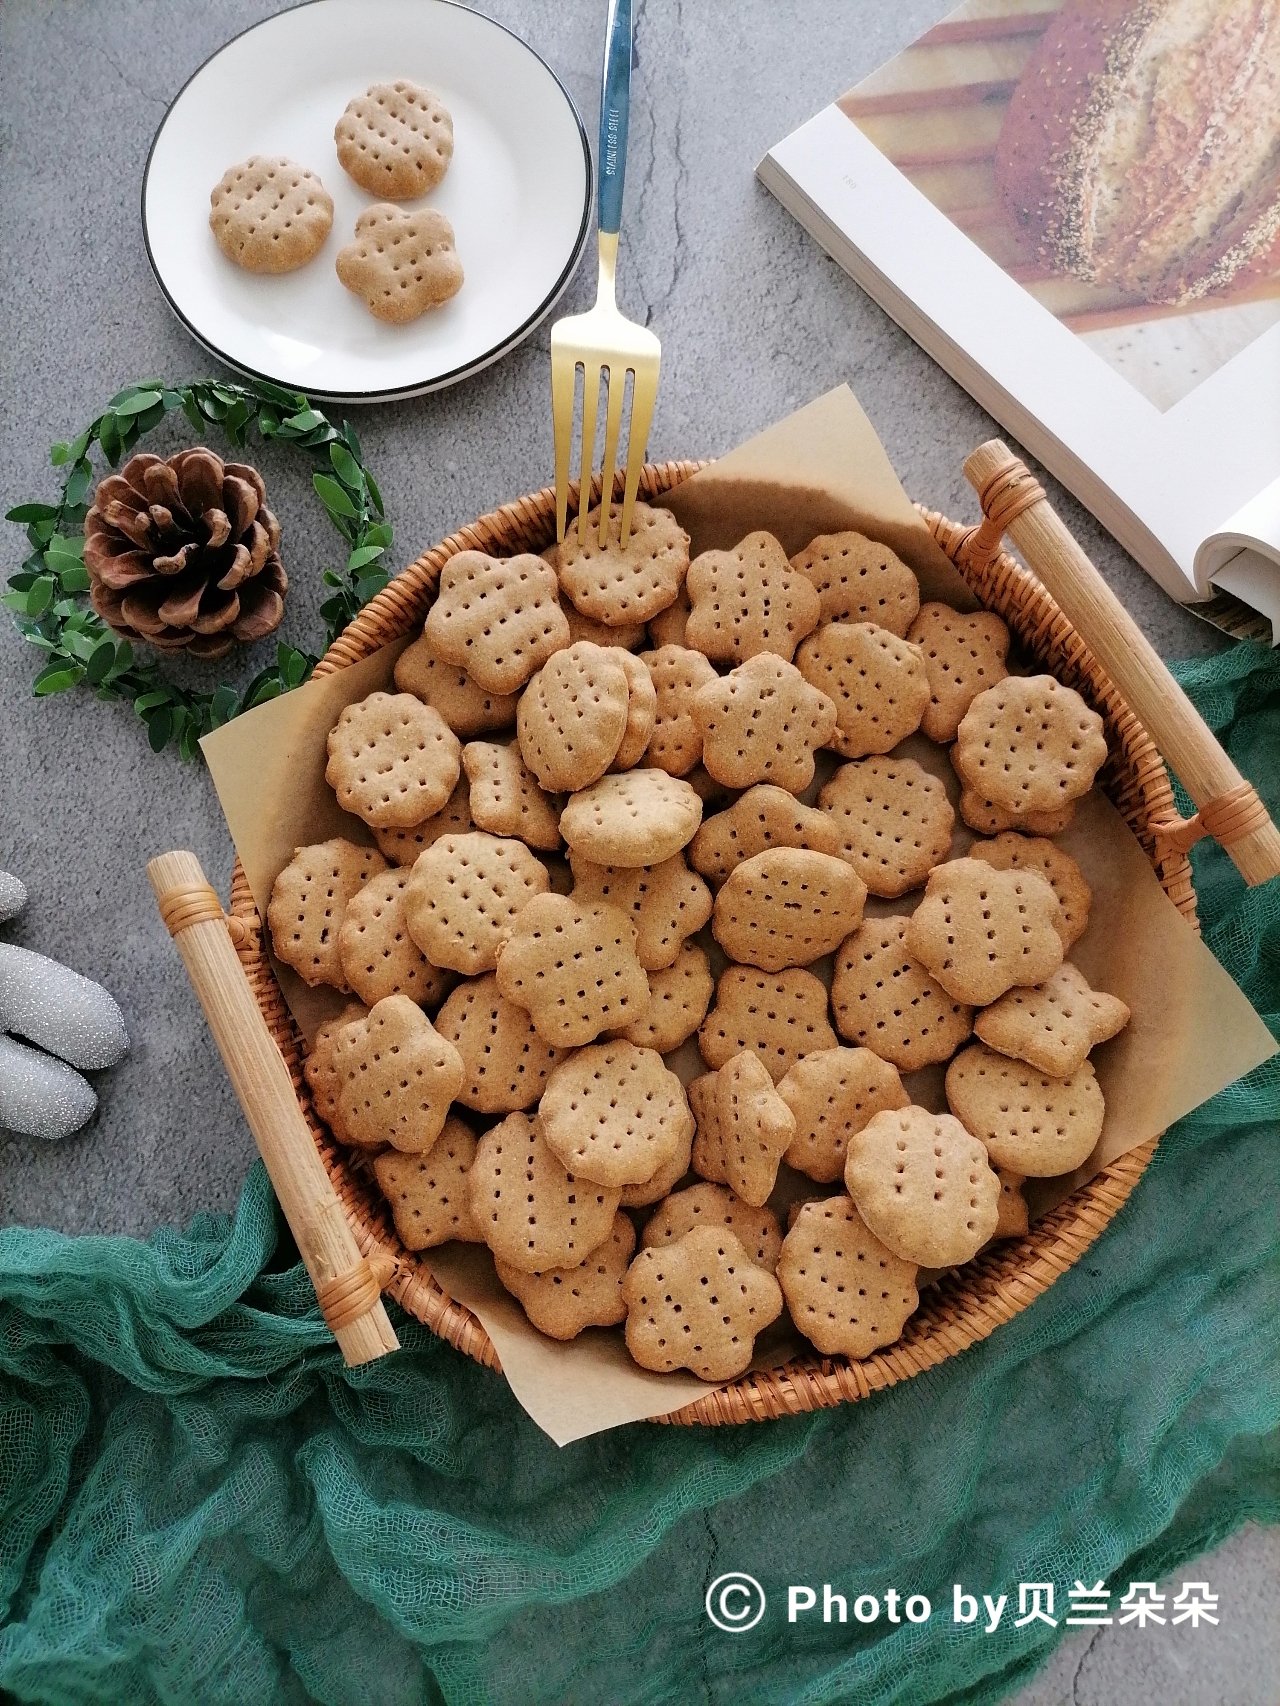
[0,2,1270,1702]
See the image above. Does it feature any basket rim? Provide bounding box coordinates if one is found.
[229,457,1196,1427]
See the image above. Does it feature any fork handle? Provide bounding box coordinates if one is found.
[597,0,633,236]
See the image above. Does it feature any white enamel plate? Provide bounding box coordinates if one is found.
[143,0,592,401]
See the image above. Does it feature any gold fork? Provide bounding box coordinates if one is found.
[550,0,660,547]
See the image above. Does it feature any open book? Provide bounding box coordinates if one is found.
[758,0,1280,642]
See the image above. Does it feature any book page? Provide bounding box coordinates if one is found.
[1196,476,1280,645]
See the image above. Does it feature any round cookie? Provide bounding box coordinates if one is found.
[795,622,930,759]
[831,915,973,1072]
[777,1046,910,1185]
[648,583,691,648]
[621,1225,783,1381]
[557,502,690,627]
[433,972,567,1113]
[903,857,1064,1006]
[641,645,718,775]
[613,942,714,1054]
[559,770,703,867]
[334,80,454,198]
[326,691,461,830]
[569,853,711,971]
[330,994,463,1153]
[618,1105,695,1209]
[373,1116,484,1250]
[424,550,569,696]
[516,642,630,791]
[712,847,867,973]
[789,531,920,633]
[957,787,1078,839]
[209,156,333,274]
[641,1182,783,1272]
[953,675,1107,815]
[777,1196,919,1360]
[685,531,821,664]
[689,785,843,886]
[538,1041,693,1188]
[372,776,474,866]
[973,962,1129,1078]
[967,834,1092,949]
[462,739,563,851]
[993,1170,1030,1241]
[495,1213,636,1340]
[946,1043,1105,1176]
[268,838,388,990]
[906,603,1010,743]
[699,965,837,1082]
[609,649,658,770]
[558,592,648,652]
[817,757,954,899]
[843,1106,1000,1267]
[393,634,519,738]
[337,866,454,1009]
[469,1112,620,1274]
[493,891,650,1048]
[692,654,837,794]
[302,1002,368,1133]
[403,831,550,975]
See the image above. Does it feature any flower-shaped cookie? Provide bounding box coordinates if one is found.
[831,915,973,1072]
[777,1045,910,1184]
[556,502,690,626]
[954,675,1107,815]
[538,1041,693,1188]
[372,1116,484,1250]
[777,1196,919,1360]
[688,785,842,885]
[685,530,821,663]
[268,838,388,990]
[337,866,453,1008]
[569,852,712,970]
[336,206,464,324]
[906,603,1010,742]
[330,994,464,1153]
[973,961,1129,1078]
[614,942,714,1055]
[641,1182,784,1272]
[621,1224,783,1380]
[904,857,1064,1006]
[494,891,650,1047]
[433,972,566,1113]
[424,550,569,695]
[817,757,954,899]
[334,81,453,199]
[692,654,837,793]
[795,622,930,759]
[495,1213,636,1340]
[326,691,461,830]
[789,530,921,633]
[699,966,837,1082]
[967,834,1091,949]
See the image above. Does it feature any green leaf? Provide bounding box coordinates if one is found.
[33,661,84,695]
[1,590,34,612]
[7,502,59,523]
[114,389,163,417]
[283,409,325,434]
[133,689,172,715]
[179,718,202,762]
[106,639,134,678]
[64,462,92,507]
[365,470,384,515]
[58,565,91,593]
[146,707,174,752]
[329,442,363,491]
[210,684,240,725]
[85,640,118,684]
[245,677,283,708]
[363,521,393,549]
[346,544,385,572]
[313,473,358,519]
[25,576,57,616]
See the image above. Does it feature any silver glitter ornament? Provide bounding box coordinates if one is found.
[0,1032,97,1141]
[0,943,128,1070]
[0,871,26,923]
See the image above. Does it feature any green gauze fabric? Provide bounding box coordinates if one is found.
[2,646,1278,1706]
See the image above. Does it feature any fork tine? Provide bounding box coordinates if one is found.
[597,366,628,546]
[575,363,602,544]
[618,358,658,545]
[550,352,578,544]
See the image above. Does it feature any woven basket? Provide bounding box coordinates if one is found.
[229,460,1196,1426]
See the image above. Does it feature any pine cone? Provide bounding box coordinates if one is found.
[83,448,287,659]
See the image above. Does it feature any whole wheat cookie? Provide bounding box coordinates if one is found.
[641,645,718,775]
[647,583,691,648]
[569,853,711,971]
[434,972,566,1113]
[556,503,690,627]
[336,206,463,324]
[641,1182,783,1272]
[712,1049,797,1207]
[495,1213,636,1340]
[424,550,569,696]
[608,649,659,770]
[268,838,388,990]
[621,1224,783,1381]
[209,156,333,274]
[618,1100,695,1209]
[372,776,474,866]
[469,1112,620,1273]
[957,787,1078,839]
[946,1043,1105,1176]
[692,654,837,794]
[516,642,629,791]
[404,831,549,975]
[326,691,461,829]
[393,633,518,738]
[302,1003,368,1133]
[682,764,735,810]
[331,994,464,1153]
[831,916,973,1072]
[974,962,1129,1078]
[843,1106,1000,1268]
[967,834,1091,949]
[614,942,714,1054]
[953,675,1107,815]
[337,866,453,1009]
[777,1196,919,1360]
[699,966,837,1082]
[557,588,648,652]
[789,531,920,634]
[817,757,954,899]
[904,857,1064,1006]
[993,1169,1030,1241]
[334,80,454,198]
[906,603,1010,742]
[689,785,843,886]
[559,769,703,867]
[795,622,930,759]
[494,891,649,1047]
[685,531,822,664]
[777,1046,910,1184]
[373,1116,483,1250]
[538,1041,693,1188]
[713,848,866,973]
[462,740,563,851]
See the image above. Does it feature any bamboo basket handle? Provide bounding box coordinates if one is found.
[963,442,1280,888]
[147,851,399,1366]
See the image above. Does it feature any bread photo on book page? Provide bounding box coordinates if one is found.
[760,0,1280,639]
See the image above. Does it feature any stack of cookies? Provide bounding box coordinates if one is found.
[268,507,1129,1383]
